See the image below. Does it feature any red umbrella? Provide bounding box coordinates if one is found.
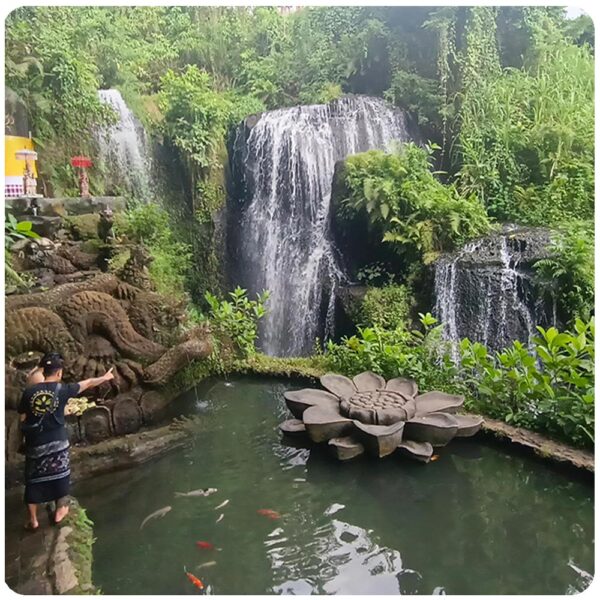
[70,155,93,168]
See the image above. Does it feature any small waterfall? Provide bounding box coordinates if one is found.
[434,227,554,359]
[96,89,152,199]
[229,96,413,356]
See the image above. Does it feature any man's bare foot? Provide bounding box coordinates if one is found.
[24,520,39,531]
[54,505,69,524]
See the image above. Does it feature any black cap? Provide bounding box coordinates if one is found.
[40,352,64,372]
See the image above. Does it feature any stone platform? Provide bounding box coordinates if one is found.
[5,497,95,594]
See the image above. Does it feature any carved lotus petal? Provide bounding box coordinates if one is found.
[376,407,408,426]
[352,371,386,392]
[453,414,484,437]
[405,412,459,446]
[397,440,434,463]
[320,373,356,399]
[284,389,340,418]
[386,377,418,398]
[353,421,405,458]
[302,405,354,443]
[328,436,364,461]
[414,391,464,417]
[339,398,351,415]
[279,418,307,437]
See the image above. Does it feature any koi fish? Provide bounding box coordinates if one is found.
[175,488,218,498]
[196,541,215,550]
[214,499,229,510]
[197,561,217,569]
[216,513,224,524]
[139,505,171,530]
[184,567,204,590]
[257,508,281,520]
[430,455,440,462]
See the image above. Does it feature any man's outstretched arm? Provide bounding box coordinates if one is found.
[77,368,115,393]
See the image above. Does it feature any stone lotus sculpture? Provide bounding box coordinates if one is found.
[279,372,483,463]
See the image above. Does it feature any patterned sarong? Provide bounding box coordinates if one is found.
[24,439,70,504]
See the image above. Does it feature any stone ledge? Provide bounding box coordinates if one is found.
[5,418,202,489]
[8,497,95,595]
[5,195,126,217]
[69,417,202,482]
[478,416,594,473]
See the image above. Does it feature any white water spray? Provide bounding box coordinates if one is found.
[96,89,153,200]
[434,229,551,359]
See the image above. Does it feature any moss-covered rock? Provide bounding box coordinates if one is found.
[232,354,329,381]
[66,214,101,241]
[52,500,96,594]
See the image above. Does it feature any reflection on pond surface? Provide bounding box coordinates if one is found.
[72,377,593,595]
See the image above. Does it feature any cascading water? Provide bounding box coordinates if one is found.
[228,96,413,357]
[96,89,153,200]
[434,227,554,359]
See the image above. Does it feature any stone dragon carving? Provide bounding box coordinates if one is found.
[5,233,213,451]
[6,307,81,363]
[58,291,166,361]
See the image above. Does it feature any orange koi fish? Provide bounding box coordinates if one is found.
[430,455,440,462]
[184,567,204,590]
[257,508,281,520]
[196,541,215,550]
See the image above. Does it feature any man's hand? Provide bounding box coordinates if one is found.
[102,367,115,382]
[78,367,115,393]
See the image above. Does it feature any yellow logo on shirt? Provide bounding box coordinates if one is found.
[30,389,58,417]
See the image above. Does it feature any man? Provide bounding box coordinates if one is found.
[18,352,114,530]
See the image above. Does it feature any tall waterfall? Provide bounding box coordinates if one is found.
[434,227,554,359]
[228,96,412,356]
[96,89,153,200]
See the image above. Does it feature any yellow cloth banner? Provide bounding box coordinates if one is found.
[5,135,38,177]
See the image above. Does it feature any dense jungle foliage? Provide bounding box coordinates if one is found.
[5,6,594,448]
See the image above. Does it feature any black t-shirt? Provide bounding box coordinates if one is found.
[18,382,80,445]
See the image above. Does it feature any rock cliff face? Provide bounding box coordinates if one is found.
[433,226,555,355]
[5,198,212,461]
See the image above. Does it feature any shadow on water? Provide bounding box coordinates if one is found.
[15,376,592,595]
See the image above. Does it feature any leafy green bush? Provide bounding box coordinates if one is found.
[459,319,594,448]
[117,202,193,300]
[359,285,414,330]
[355,262,394,286]
[534,222,594,325]
[5,211,39,287]
[5,212,40,245]
[340,143,491,263]
[384,70,442,130]
[205,287,269,359]
[118,201,170,242]
[159,65,264,173]
[326,313,459,393]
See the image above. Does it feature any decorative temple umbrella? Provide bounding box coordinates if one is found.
[71,155,93,198]
[15,149,39,197]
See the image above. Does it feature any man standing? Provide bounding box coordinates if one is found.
[18,352,114,530]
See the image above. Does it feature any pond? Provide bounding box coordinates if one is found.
[75,377,593,595]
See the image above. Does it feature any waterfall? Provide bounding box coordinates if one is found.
[434,227,554,359]
[228,96,413,357]
[96,89,153,200]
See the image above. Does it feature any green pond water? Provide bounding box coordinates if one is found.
[72,377,592,594]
